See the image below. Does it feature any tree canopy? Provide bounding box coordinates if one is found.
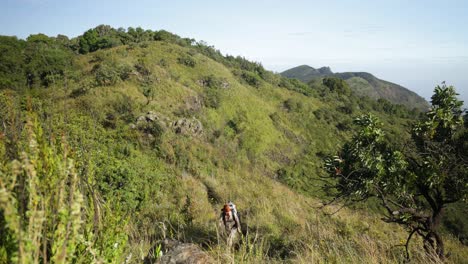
[324,83,467,260]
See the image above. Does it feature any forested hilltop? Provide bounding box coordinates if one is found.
[0,25,466,263]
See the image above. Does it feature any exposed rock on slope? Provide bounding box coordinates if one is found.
[172,118,203,136]
[144,239,215,264]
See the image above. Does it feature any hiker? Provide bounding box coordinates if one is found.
[219,201,241,246]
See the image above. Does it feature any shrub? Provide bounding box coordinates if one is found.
[284,98,303,112]
[279,78,311,96]
[117,63,133,80]
[322,77,351,96]
[177,55,196,67]
[134,58,151,77]
[241,71,261,87]
[93,63,120,86]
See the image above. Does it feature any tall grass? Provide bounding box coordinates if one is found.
[0,111,127,263]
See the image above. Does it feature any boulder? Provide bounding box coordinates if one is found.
[136,111,165,126]
[184,96,203,113]
[172,118,203,136]
[134,111,167,137]
[144,239,214,264]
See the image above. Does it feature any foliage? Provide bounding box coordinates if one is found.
[93,63,120,86]
[0,36,26,89]
[0,113,127,263]
[200,75,226,108]
[240,71,261,87]
[279,77,313,96]
[324,84,467,260]
[79,25,123,54]
[177,55,196,67]
[1,26,467,263]
[322,77,352,96]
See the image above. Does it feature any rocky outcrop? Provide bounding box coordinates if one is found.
[172,118,203,136]
[183,96,203,113]
[135,111,168,127]
[132,111,169,138]
[132,112,203,137]
[144,239,214,264]
[197,79,230,89]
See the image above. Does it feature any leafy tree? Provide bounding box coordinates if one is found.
[79,29,99,53]
[0,36,25,89]
[24,37,73,87]
[322,77,351,96]
[324,83,467,260]
[26,33,53,44]
[153,30,179,42]
[78,25,122,54]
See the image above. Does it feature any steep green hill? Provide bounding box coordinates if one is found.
[281,65,429,111]
[0,26,466,263]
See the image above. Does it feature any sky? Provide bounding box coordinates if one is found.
[1,0,467,105]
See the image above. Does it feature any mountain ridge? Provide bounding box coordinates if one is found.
[281,65,429,111]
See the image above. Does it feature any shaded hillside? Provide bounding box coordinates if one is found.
[281,65,333,81]
[281,65,429,111]
[0,26,466,263]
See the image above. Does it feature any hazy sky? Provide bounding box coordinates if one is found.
[1,0,467,105]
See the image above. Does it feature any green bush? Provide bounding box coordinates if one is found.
[93,63,120,86]
[279,78,312,96]
[177,55,196,67]
[322,77,351,96]
[241,71,261,87]
[284,98,303,112]
[117,63,133,80]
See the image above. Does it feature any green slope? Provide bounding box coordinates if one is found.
[0,26,466,263]
[281,65,429,111]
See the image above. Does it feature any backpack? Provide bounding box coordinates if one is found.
[221,201,241,231]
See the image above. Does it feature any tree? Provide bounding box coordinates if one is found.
[0,36,25,89]
[322,77,351,96]
[323,83,467,260]
[24,36,72,87]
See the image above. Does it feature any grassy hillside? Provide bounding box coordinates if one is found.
[0,26,466,263]
[281,65,429,111]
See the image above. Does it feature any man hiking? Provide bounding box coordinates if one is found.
[219,201,241,246]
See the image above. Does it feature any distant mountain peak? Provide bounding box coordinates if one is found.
[280,65,429,111]
[317,66,333,75]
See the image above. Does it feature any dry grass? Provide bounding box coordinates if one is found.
[125,164,467,263]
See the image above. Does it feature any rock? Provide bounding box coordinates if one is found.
[184,96,203,113]
[135,111,167,136]
[137,115,147,124]
[221,81,230,89]
[146,111,159,122]
[145,239,214,264]
[172,118,203,136]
